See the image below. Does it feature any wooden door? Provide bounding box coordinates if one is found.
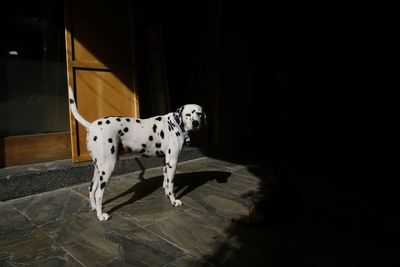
[64,0,140,162]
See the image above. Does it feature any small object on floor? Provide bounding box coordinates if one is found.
[232,175,294,227]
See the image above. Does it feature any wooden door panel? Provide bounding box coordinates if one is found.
[71,0,133,66]
[3,133,71,166]
[75,70,138,118]
[65,0,139,162]
[74,69,139,158]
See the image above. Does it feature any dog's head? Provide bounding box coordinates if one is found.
[176,104,206,132]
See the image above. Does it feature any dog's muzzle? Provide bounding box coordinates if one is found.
[192,120,200,129]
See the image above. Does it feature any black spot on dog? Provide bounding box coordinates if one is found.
[98,121,103,125]
[116,118,121,122]
[167,179,169,183]
[175,131,181,137]
[155,143,161,148]
[69,99,74,104]
[101,182,106,189]
[123,127,129,133]
[168,149,171,154]
[169,192,172,196]
[168,126,172,132]
[156,151,165,158]
[108,138,112,143]
[140,148,146,153]
[185,113,191,117]
[142,144,146,148]
[153,124,157,133]
[102,171,105,175]
[111,146,115,154]
[93,136,98,141]
[126,118,131,122]
[192,109,196,113]
[149,135,153,141]
[136,119,141,123]
[106,120,110,124]
[160,130,164,139]
[100,176,103,181]
[89,181,93,192]
[156,116,162,121]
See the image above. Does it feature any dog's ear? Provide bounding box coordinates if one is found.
[175,106,184,126]
[176,106,184,116]
[203,111,207,126]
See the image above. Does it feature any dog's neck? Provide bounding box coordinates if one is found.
[172,112,191,145]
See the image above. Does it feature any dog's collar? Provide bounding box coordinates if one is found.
[172,113,191,145]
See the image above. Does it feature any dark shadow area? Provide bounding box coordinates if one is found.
[174,171,230,199]
[184,1,399,265]
[106,171,230,214]
[198,151,400,266]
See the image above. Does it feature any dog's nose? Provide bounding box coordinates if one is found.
[192,120,200,128]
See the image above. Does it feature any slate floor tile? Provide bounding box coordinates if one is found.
[0,203,81,267]
[41,212,185,267]
[145,208,233,259]
[10,189,89,226]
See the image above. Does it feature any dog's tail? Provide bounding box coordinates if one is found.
[68,86,91,129]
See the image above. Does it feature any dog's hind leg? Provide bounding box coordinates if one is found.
[94,157,116,221]
[135,158,146,181]
[89,164,101,211]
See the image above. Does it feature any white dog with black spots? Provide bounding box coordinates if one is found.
[68,86,205,221]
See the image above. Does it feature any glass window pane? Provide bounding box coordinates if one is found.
[0,1,68,136]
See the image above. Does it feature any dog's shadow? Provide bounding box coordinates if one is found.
[104,170,231,214]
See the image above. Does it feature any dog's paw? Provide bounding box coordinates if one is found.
[172,200,182,207]
[97,213,111,221]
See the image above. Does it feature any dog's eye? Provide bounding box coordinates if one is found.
[196,112,202,116]
[185,113,191,117]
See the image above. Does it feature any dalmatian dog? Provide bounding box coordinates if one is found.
[68,86,205,221]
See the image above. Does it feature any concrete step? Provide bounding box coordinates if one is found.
[0,146,207,201]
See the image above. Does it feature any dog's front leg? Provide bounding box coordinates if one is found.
[164,158,182,206]
[162,161,168,189]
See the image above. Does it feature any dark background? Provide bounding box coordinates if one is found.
[139,0,400,152]
[136,0,400,263]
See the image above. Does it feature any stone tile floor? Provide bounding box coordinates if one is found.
[0,156,397,266]
[0,157,264,267]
